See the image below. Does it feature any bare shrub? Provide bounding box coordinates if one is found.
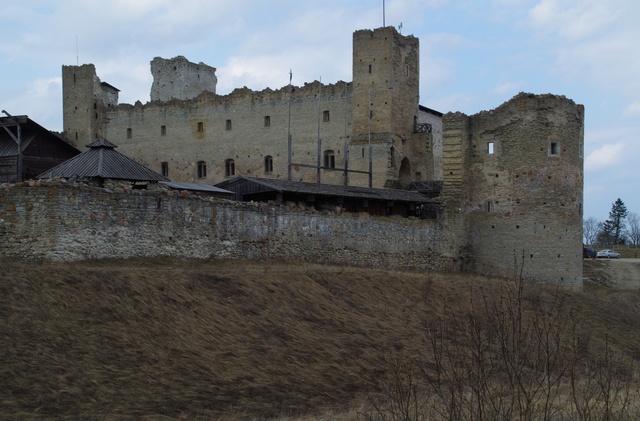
[365,253,640,421]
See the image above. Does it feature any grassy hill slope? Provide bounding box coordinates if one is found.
[2,258,640,419]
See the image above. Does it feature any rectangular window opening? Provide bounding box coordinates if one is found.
[264,116,271,127]
[488,142,494,155]
[550,141,559,156]
[197,122,204,132]
[323,110,330,122]
[161,125,166,136]
[225,159,235,177]
[225,119,232,130]
[126,128,132,139]
[197,161,207,178]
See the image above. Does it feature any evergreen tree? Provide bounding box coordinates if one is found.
[600,198,628,245]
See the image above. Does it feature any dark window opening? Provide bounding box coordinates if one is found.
[161,125,166,136]
[264,156,273,173]
[368,64,372,73]
[197,161,206,178]
[264,116,271,127]
[324,150,335,169]
[197,122,204,132]
[550,141,559,156]
[161,162,169,177]
[126,128,132,139]
[323,110,330,122]
[225,119,232,130]
[225,159,235,176]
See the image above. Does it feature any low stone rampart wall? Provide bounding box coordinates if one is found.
[0,181,455,271]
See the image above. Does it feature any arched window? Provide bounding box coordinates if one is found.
[225,159,235,177]
[197,161,206,178]
[323,150,335,169]
[264,155,273,173]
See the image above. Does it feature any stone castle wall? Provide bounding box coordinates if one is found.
[63,27,428,190]
[0,182,455,271]
[104,81,377,187]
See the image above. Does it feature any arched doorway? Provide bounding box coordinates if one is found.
[399,157,412,188]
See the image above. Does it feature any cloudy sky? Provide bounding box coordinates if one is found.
[1,0,638,221]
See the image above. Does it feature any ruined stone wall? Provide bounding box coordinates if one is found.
[418,109,443,180]
[0,182,455,271]
[150,56,218,102]
[105,81,397,188]
[456,93,584,286]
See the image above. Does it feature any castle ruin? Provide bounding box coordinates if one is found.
[54,26,584,285]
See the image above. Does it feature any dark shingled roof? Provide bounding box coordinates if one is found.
[216,176,432,203]
[36,138,168,182]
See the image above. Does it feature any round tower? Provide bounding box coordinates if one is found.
[458,93,584,286]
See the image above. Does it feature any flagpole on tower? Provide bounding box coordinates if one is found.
[383,0,385,27]
[287,69,293,180]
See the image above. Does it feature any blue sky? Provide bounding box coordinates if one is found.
[1,0,638,221]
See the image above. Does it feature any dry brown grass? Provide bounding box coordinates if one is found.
[2,258,640,419]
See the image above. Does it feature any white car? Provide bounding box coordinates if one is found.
[597,249,621,259]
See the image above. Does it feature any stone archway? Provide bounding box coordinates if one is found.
[399,157,412,188]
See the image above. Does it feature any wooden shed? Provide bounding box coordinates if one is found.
[0,114,80,183]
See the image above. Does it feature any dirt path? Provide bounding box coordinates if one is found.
[584,258,640,289]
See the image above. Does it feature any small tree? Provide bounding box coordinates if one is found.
[626,213,640,247]
[583,217,602,246]
[600,199,628,246]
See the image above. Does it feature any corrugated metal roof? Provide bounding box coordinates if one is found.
[36,138,168,182]
[160,181,232,194]
[217,176,433,203]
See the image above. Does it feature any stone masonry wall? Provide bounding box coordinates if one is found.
[0,181,455,271]
[150,56,218,102]
[460,93,584,287]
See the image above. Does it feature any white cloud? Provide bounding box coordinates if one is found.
[3,77,62,131]
[528,0,620,41]
[492,81,520,96]
[585,143,625,171]
[622,102,640,118]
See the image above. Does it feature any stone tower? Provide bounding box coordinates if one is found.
[443,93,585,286]
[62,64,118,146]
[150,56,217,102]
[62,64,100,145]
[351,27,423,188]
